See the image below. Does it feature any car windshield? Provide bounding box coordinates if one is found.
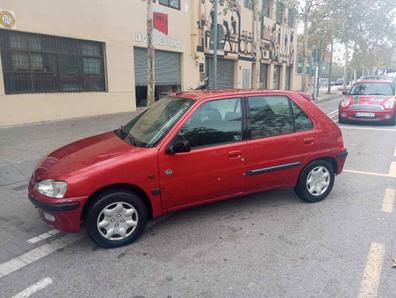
[350,83,394,96]
[119,96,194,148]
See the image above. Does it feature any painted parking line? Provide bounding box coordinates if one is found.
[27,229,61,244]
[0,233,85,279]
[344,161,396,179]
[381,188,395,213]
[357,242,385,298]
[339,126,396,133]
[12,277,53,298]
[394,147,396,157]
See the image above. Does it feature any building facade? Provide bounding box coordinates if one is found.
[0,0,297,126]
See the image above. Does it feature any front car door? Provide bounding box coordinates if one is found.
[158,97,246,210]
[244,94,315,192]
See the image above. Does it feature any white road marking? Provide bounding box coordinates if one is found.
[343,169,394,178]
[358,242,385,298]
[327,110,338,117]
[0,233,84,279]
[393,147,396,157]
[389,162,396,177]
[339,126,396,133]
[381,188,395,213]
[27,229,61,244]
[12,277,53,298]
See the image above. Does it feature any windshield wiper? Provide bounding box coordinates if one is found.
[119,125,136,146]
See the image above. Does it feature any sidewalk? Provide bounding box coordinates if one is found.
[0,111,139,187]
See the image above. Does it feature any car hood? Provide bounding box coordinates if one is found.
[348,95,393,105]
[33,131,141,181]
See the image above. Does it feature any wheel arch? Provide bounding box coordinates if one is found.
[296,156,338,185]
[81,183,153,221]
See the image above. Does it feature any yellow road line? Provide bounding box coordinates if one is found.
[381,188,395,213]
[357,242,385,298]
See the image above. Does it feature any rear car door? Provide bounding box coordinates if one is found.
[158,97,247,209]
[244,95,315,192]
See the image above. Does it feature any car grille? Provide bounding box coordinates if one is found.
[349,104,384,111]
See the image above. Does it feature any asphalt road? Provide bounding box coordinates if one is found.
[1,95,396,297]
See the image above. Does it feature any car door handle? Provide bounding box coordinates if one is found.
[228,150,242,158]
[303,137,314,144]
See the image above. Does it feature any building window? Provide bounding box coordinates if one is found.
[262,0,271,17]
[159,0,180,10]
[276,1,285,24]
[0,29,106,94]
[288,8,296,27]
[244,0,253,10]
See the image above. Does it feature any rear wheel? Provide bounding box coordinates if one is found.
[86,190,147,248]
[294,160,335,203]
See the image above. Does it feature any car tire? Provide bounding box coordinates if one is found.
[86,190,147,248]
[386,113,396,126]
[338,114,346,124]
[294,160,335,203]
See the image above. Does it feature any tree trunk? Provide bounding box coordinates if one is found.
[253,0,261,89]
[147,0,155,106]
[327,37,334,94]
[301,15,309,92]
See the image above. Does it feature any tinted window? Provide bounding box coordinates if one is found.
[179,98,242,148]
[291,101,313,131]
[248,96,293,138]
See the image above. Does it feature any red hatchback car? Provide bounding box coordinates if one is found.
[338,80,396,124]
[28,90,347,248]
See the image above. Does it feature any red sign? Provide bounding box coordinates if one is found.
[153,12,168,35]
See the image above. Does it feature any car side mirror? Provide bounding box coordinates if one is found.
[342,91,349,96]
[166,139,191,155]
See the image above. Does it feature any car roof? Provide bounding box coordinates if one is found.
[355,79,393,84]
[171,89,302,101]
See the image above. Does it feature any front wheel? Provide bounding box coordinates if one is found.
[294,160,335,203]
[86,190,147,248]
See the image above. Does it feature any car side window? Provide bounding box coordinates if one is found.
[248,96,293,139]
[291,101,313,131]
[179,98,242,148]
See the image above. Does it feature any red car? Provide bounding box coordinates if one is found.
[28,90,347,248]
[338,80,396,124]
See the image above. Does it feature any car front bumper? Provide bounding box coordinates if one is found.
[339,108,395,122]
[28,190,88,233]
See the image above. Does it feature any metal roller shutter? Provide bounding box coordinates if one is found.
[134,47,181,86]
[206,57,234,89]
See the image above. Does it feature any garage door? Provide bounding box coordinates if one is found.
[206,57,234,89]
[134,47,181,86]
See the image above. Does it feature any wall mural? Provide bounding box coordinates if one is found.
[197,0,294,65]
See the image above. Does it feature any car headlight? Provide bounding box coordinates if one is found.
[384,98,394,109]
[35,180,68,198]
[340,98,351,108]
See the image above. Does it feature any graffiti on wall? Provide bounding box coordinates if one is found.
[197,0,294,64]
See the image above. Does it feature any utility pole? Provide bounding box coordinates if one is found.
[147,0,155,106]
[213,0,218,89]
[327,36,333,94]
[253,0,261,89]
[343,43,348,90]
